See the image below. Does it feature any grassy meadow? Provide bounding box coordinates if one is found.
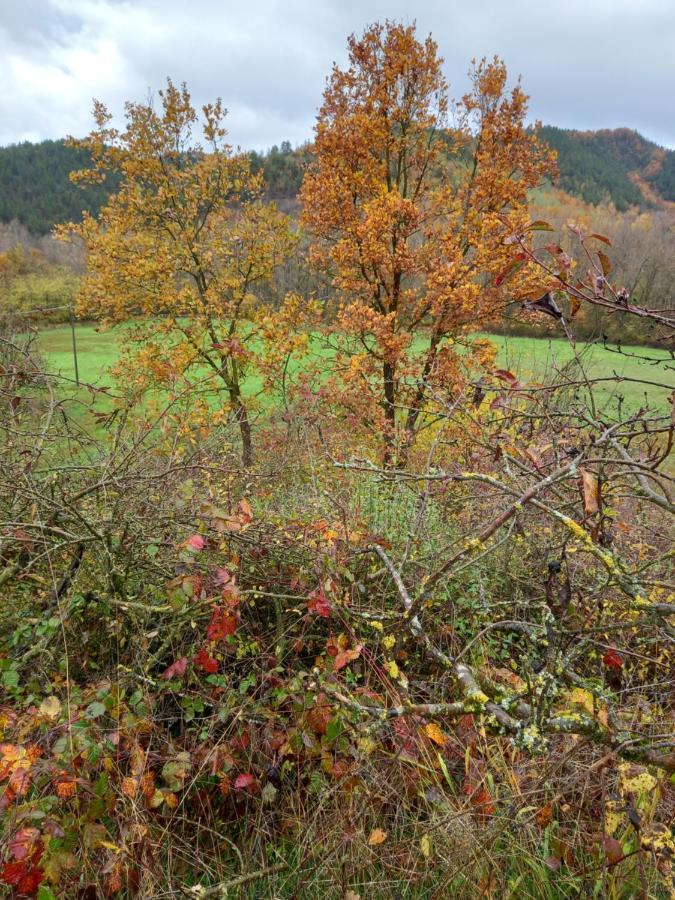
[37,321,673,416]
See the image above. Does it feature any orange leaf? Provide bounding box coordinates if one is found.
[333,645,362,671]
[535,804,553,827]
[367,828,388,846]
[121,776,139,798]
[424,723,449,746]
[54,772,77,800]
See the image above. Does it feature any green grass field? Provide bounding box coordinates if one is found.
[36,322,673,416]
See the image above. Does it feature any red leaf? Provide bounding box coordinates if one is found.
[493,369,520,388]
[215,567,232,586]
[162,657,188,680]
[603,649,623,670]
[194,648,219,674]
[307,586,331,618]
[187,534,205,551]
[603,836,624,865]
[17,867,44,896]
[471,788,496,816]
[495,259,524,286]
[233,773,257,791]
[1,860,28,886]
[9,828,41,861]
[207,607,237,640]
[8,768,31,796]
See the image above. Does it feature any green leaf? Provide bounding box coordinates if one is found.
[261,782,278,805]
[38,888,58,900]
[3,668,19,689]
[85,701,106,720]
[326,717,343,742]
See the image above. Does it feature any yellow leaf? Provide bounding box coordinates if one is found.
[420,834,431,858]
[150,790,165,809]
[358,736,377,756]
[367,828,387,846]
[567,688,595,715]
[605,800,623,836]
[99,841,122,854]
[424,723,449,746]
[619,764,657,797]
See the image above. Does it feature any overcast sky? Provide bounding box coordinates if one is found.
[1,0,673,151]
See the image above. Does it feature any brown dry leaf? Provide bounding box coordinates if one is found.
[219,774,231,797]
[367,828,388,846]
[580,469,600,515]
[535,804,553,827]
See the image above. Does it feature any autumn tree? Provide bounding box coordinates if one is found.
[58,81,296,466]
[300,21,555,460]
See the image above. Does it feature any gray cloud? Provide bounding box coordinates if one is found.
[0,0,673,150]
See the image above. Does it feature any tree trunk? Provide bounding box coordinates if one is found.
[235,401,253,467]
[228,387,253,467]
[382,361,397,465]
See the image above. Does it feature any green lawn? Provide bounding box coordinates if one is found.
[37,323,673,416]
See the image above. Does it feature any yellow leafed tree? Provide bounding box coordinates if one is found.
[58,81,297,465]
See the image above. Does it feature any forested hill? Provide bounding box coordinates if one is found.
[538,126,675,211]
[0,139,116,235]
[1,127,674,235]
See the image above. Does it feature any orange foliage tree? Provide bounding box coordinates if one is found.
[58,81,296,466]
[300,21,556,460]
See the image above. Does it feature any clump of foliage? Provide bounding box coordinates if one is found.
[0,245,78,327]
